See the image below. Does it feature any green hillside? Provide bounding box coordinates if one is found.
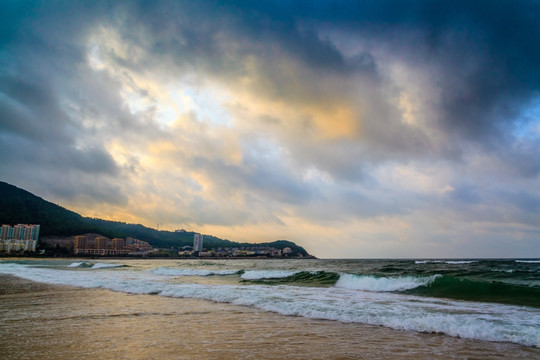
[0,181,310,256]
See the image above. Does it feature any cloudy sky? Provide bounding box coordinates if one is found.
[1,1,539,258]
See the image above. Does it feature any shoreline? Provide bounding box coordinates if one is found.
[1,274,538,359]
[0,255,316,261]
[3,255,539,261]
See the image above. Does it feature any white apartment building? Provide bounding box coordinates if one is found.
[193,233,204,252]
[0,224,40,253]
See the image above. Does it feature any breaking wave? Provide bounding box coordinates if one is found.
[241,271,340,286]
[67,262,88,268]
[403,275,540,308]
[151,267,239,276]
[240,270,299,280]
[336,274,440,292]
[90,263,126,269]
[67,262,125,269]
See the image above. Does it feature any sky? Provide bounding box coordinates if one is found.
[1,1,539,258]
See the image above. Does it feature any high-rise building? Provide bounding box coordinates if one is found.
[13,224,25,240]
[0,224,39,253]
[0,225,8,240]
[193,233,204,252]
[74,235,88,250]
[112,238,125,250]
[95,237,109,249]
[27,225,40,240]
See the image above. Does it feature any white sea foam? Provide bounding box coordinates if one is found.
[515,260,540,263]
[90,263,124,269]
[491,269,515,273]
[335,274,439,292]
[1,262,539,347]
[151,267,238,276]
[67,262,85,268]
[240,270,298,280]
[415,260,478,265]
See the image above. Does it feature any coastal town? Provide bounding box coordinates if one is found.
[0,223,307,258]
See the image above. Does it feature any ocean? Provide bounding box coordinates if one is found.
[0,258,539,359]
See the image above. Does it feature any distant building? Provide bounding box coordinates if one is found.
[0,224,40,253]
[74,235,88,250]
[125,237,152,252]
[64,234,153,256]
[193,233,203,252]
[1,225,14,240]
[112,238,125,250]
[95,236,109,250]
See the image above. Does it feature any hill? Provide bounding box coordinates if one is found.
[0,181,310,256]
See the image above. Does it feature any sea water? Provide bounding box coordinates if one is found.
[0,258,538,348]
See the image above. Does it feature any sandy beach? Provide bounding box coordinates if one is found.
[1,274,538,360]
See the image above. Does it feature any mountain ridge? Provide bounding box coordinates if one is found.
[0,181,310,256]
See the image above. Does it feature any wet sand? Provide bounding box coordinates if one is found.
[0,275,538,359]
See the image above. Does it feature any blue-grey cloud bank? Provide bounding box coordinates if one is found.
[1,0,539,258]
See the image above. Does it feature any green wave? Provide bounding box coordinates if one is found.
[402,275,540,308]
[241,271,340,287]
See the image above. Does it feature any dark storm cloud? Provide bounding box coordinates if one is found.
[5,0,539,137]
[176,0,539,158]
[128,0,538,171]
[0,74,74,142]
[2,0,538,168]
[0,0,127,203]
[0,71,118,176]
